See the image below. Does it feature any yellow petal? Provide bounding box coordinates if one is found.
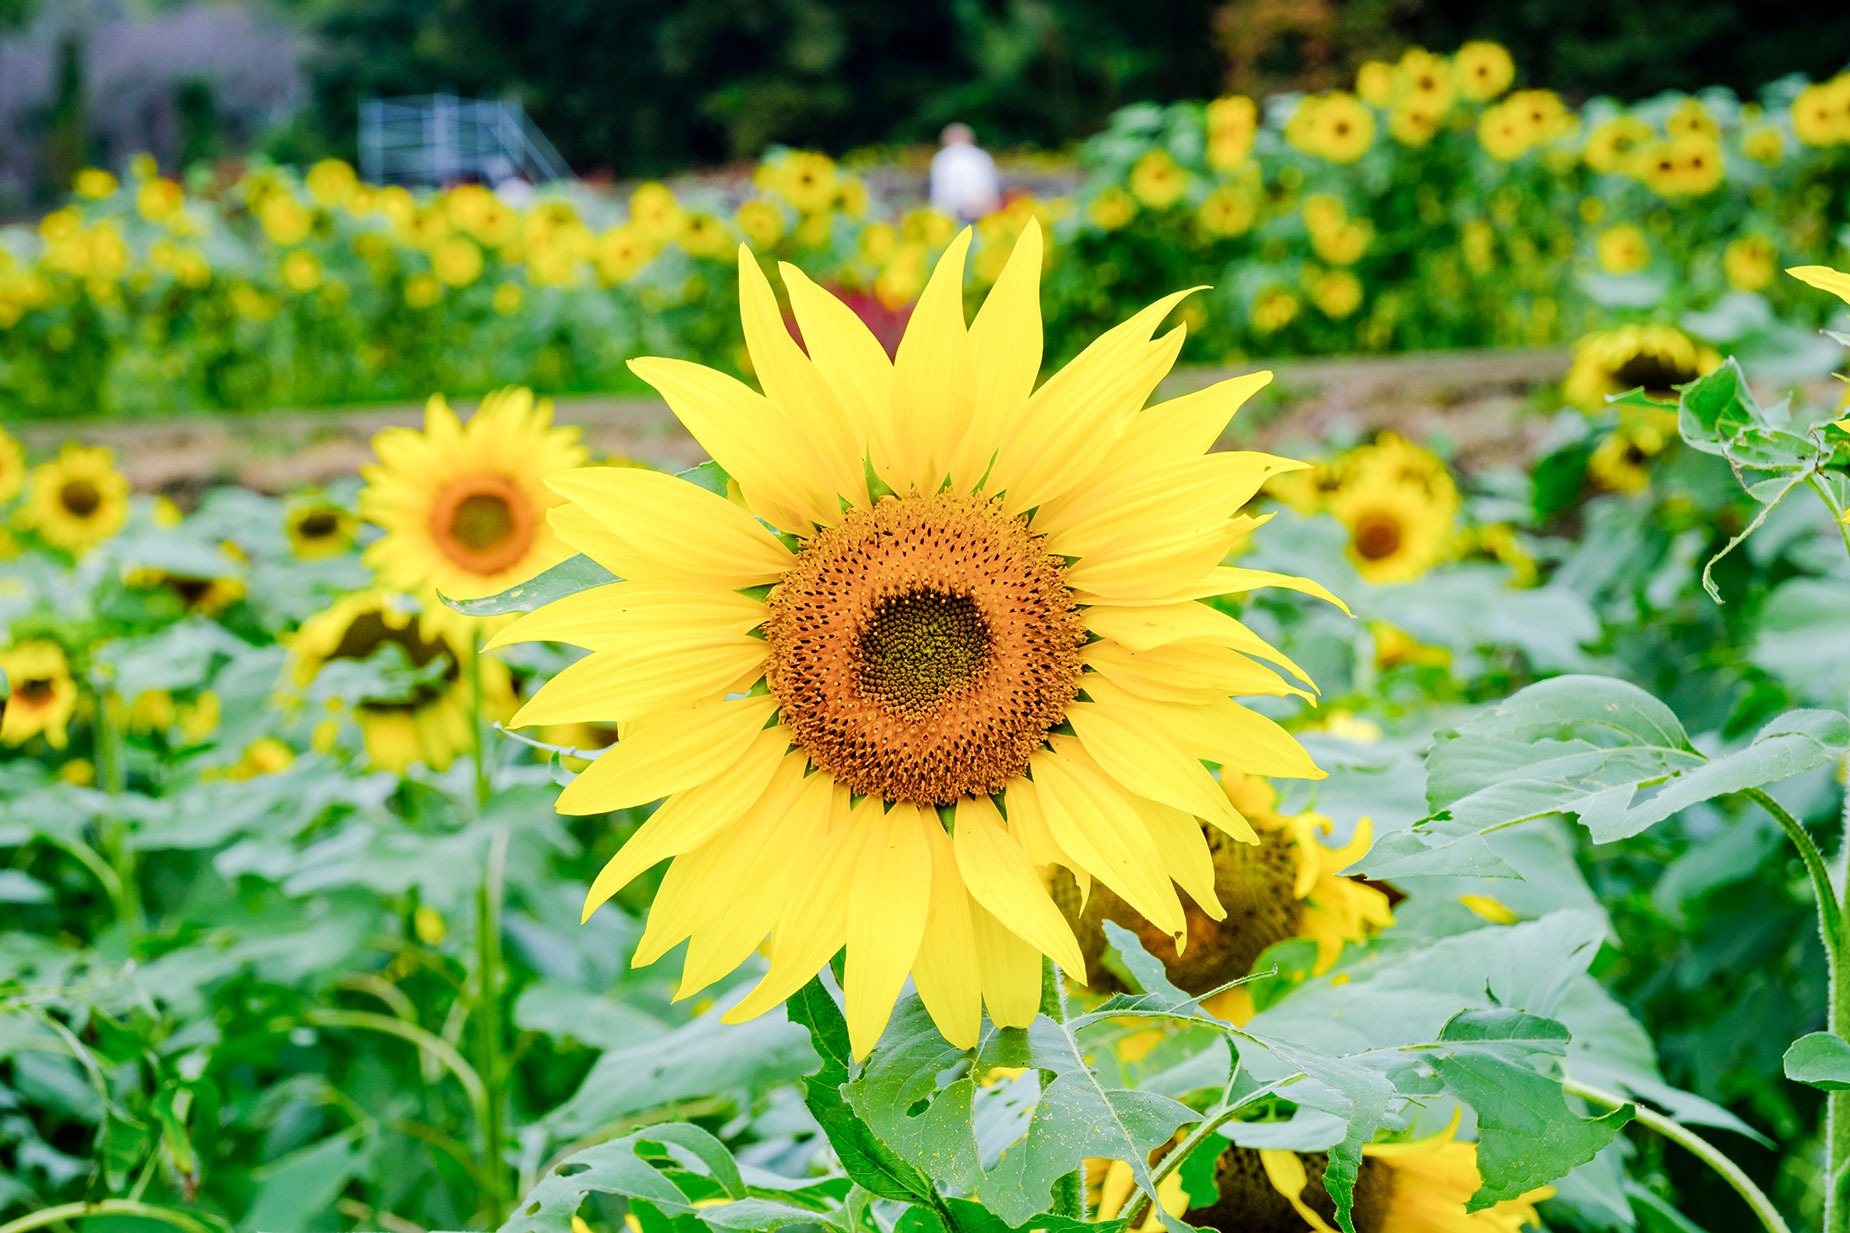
[1107,371,1273,475]
[724,783,865,1024]
[485,581,766,652]
[952,796,1088,977]
[510,635,766,726]
[548,503,637,576]
[992,289,1196,513]
[1134,797,1226,919]
[1188,566,1350,615]
[547,467,793,585]
[1066,701,1255,842]
[628,356,834,532]
[1260,1151,1341,1233]
[845,802,935,1057]
[1094,683,1324,781]
[971,900,1042,1028]
[1003,777,1088,902]
[1083,640,1307,705]
[1085,601,1313,686]
[1031,741,1186,937]
[734,248,868,508]
[1063,519,1247,603]
[1040,452,1305,552]
[889,228,974,492]
[581,731,792,920]
[954,220,1043,489]
[779,261,892,459]
[912,821,984,1049]
[554,694,778,814]
[1789,265,1850,306]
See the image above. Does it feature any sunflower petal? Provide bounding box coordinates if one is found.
[845,802,934,1057]
[952,796,1088,978]
[779,261,892,455]
[1066,701,1256,841]
[485,582,766,651]
[971,900,1042,1028]
[890,228,974,491]
[954,220,1043,489]
[912,821,984,1049]
[1134,798,1225,920]
[511,635,766,726]
[554,694,778,814]
[1031,742,1186,937]
[547,467,793,584]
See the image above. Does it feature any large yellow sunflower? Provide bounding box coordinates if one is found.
[1,640,79,750]
[493,227,1336,1055]
[360,387,589,619]
[1056,772,1389,1023]
[289,592,513,773]
[24,444,130,556]
[1563,324,1721,411]
[0,426,24,504]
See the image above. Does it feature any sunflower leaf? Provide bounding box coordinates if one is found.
[1783,1032,1850,1091]
[439,553,618,616]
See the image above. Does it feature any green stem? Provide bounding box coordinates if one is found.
[1040,957,1087,1222]
[474,826,512,1224]
[1803,474,1850,565]
[469,635,491,813]
[0,1200,216,1233]
[300,1008,489,1117]
[1564,1080,1790,1233]
[90,682,144,933]
[1744,786,1850,1231]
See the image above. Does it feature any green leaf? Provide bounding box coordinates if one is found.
[1424,1009,1633,1210]
[1673,359,1760,457]
[497,1127,704,1232]
[1783,1032,1850,1091]
[1236,1035,1395,1233]
[698,1198,846,1232]
[678,459,733,496]
[786,976,941,1204]
[1359,677,1848,879]
[440,552,618,617]
[0,870,52,905]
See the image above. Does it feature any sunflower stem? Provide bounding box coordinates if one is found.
[472,825,512,1224]
[468,635,491,814]
[1039,957,1088,1221]
[1563,1080,1791,1233]
[89,677,143,934]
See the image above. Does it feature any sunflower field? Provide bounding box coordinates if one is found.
[7,38,1850,1233]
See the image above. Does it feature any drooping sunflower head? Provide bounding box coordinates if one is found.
[494,229,1340,1056]
[25,444,130,556]
[289,592,512,773]
[359,387,589,616]
[1,639,79,751]
[285,498,359,560]
[0,427,24,504]
[1166,1121,1550,1233]
[1563,323,1721,411]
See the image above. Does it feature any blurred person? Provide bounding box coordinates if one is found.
[929,123,1000,222]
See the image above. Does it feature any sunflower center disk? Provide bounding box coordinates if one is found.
[18,678,54,704]
[60,480,101,518]
[429,474,536,574]
[1352,512,1404,562]
[765,491,1085,807]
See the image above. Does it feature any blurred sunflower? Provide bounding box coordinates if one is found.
[1147,1120,1552,1233]
[1723,234,1777,292]
[1564,323,1720,410]
[1206,96,1259,171]
[286,499,358,559]
[1588,416,1671,494]
[1327,435,1460,582]
[0,426,23,503]
[772,151,839,215]
[1452,41,1514,102]
[736,200,785,248]
[678,212,733,259]
[1288,94,1375,163]
[629,182,684,243]
[0,640,78,750]
[596,225,654,284]
[127,567,246,617]
[24,444,130,556]
[359,387,589,619]
[1128,150,1189,209]
[1595,223,1649,274]
[1792,77,1850,147]
[1251,288,1300,334]
[1056,772,1387,1024]
[290,592,512,772]
[495,227,1334,1056]
[1088,186,1137,231]
[1196,188,1258,238]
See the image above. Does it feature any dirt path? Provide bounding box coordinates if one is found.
[9,348,1577,496]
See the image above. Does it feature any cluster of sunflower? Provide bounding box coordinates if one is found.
[1060,45,1850,363]
[1265,433,1466,584]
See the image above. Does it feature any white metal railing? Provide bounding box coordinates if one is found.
[358,93,571,186]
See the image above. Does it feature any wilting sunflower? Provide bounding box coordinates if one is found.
[24,444,130,556]
[495,228,1336,1056]
[1563,323,1721,411]
[1326,435,1460,583]
[1057,772,1388,1022]
[290,592,513,772]
[1113,1118,1550,1233]
[0,426,23,504]
[360,388,589,623]
[1,640,79,750]
[285,498,359,559]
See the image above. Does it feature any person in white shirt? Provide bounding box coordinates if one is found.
[929,123,1000,222]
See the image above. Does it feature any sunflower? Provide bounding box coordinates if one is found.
[360,388,589,622]
[126,567,247,617]
[1206,96,1259,171]
[1595,223,1649,274]
[1563,323,1721,411]
[289,592,512,773]
[1792,77,1850,147]
[1723,234,1777,293]
[1167,1119,1552,1233]
[1056,772,1388,1021]
[0,426,23,504]
[1287,94,1375,163]
[1,640,79,750]
[1588,413,1672,495]
[493,228,1334,1056]
[1324,434,1460,583]
[24,444,130,556]
[1128,150,1189,210]
[286,498,358,559]
[1452,41,1514,102]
